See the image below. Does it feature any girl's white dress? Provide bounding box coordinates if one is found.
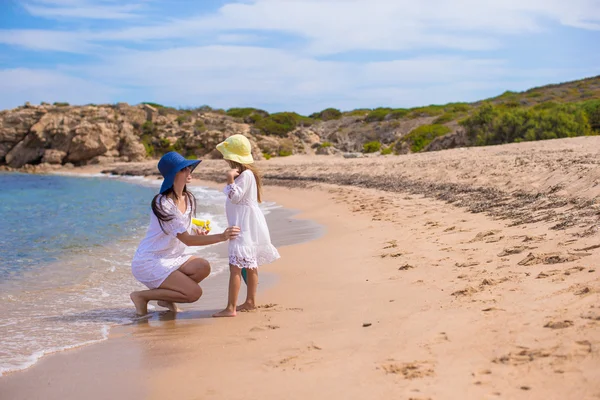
[224,170,280,269]
[131,196,194,289]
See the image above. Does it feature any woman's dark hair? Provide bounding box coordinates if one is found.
[151,185,196,234]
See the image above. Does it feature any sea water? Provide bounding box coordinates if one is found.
[0,172,231,376]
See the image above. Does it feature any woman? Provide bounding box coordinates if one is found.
[130,151,240,316]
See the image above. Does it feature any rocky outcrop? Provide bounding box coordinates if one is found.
[424,129,469,152]
[1,104,149,168]
[0,102,466,170]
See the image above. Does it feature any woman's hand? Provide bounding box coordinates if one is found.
[194,227,208,236]
[226,169,240,184]
[222,226,241,241]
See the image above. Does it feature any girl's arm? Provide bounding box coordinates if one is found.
[224,170,250,204]
[176,226,240,246]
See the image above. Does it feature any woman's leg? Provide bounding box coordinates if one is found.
[213,264,242,317]
[156,257,212,312]
[130,270,203,316]
[179,257,211,283]
[237,268,258,311]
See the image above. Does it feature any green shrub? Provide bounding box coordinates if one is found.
[311,108,342,121]
[173,138,185,153]
[461,103,591,146]
[527,91,543,98]
[402,124,452,152]
[344,109,371,117]
[255,112,314,136]
[53,102,70,107]
[433,113,456,124]
[226,108,256,118]
[363,141,382,153]
[388,108,409,120]
[226,108,270,123]
[141,135,155,157]
[407,105,445,118]
[141,121,155,135]
[262,152,272,160]
[255,113,296,136]
[381,146,393,155]
[446,103,470,113]
[176,114,191,125]
[278,149,293,157]
[580,99,600,131]
[533,102,559,111]
[320,141,333,148]
[194,120,206,132]
[365,108,392,122]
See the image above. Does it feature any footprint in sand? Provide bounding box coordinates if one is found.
[581,311,600,321]
[518,252,583,266]
[536,270,561,279]
[574,243,600,251]
[399,264,415,271]
[383,240,398,249]
[493,347,554,365]
[265,344,322,371]
[543,320,574,329]
[451,286,479,297]
[380,360,435,379]
[258,303,279,309]
[455,261,480,268]
[497,246,534,257]
[470,230,502,243]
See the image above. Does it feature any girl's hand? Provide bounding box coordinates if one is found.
[226,169,240,184]
[222,226,241,241]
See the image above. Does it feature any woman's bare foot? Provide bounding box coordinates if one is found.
[130,292,148,316]
[213,308,236,318]
[236,302,256,312]
[157,301,180,312]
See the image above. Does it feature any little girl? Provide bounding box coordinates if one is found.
[213,134,280,317]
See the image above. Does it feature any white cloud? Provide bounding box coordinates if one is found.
[4,0,600,53]
[1,1,598,112]
[0,69,117,108]
[23,0,145,20]
[53,45,568,112]
[0,29,93,52]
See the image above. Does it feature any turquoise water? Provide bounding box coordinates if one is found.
[0,173,157,282]
[0,172,229,376]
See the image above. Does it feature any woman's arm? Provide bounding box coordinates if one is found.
[176,226,240,246]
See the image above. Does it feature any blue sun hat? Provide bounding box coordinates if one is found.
[157,151,201,194]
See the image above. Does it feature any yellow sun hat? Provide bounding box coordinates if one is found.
[216,134,254,164]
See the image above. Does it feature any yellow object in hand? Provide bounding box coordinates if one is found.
[192,218,211,232]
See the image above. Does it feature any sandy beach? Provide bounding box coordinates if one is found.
[1,137,599,399]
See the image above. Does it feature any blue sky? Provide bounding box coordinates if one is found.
[0,0,599,114]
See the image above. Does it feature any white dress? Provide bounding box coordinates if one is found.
[131,195,194,289]
[224,170,280,269]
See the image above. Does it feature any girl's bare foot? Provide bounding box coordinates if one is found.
[157,301,180,312]
[213,308,236,317]
[236,302,256,312]
[130,292,148,316]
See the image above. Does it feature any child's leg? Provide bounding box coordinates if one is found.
[213,264,242,317]
[237,268,258,311]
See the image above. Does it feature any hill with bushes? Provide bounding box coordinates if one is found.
[0,76,598,169]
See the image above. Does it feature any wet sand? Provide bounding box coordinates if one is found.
[1,136,599,399]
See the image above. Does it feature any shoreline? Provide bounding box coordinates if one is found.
[0,171,323,379]
[1,139,599,399]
